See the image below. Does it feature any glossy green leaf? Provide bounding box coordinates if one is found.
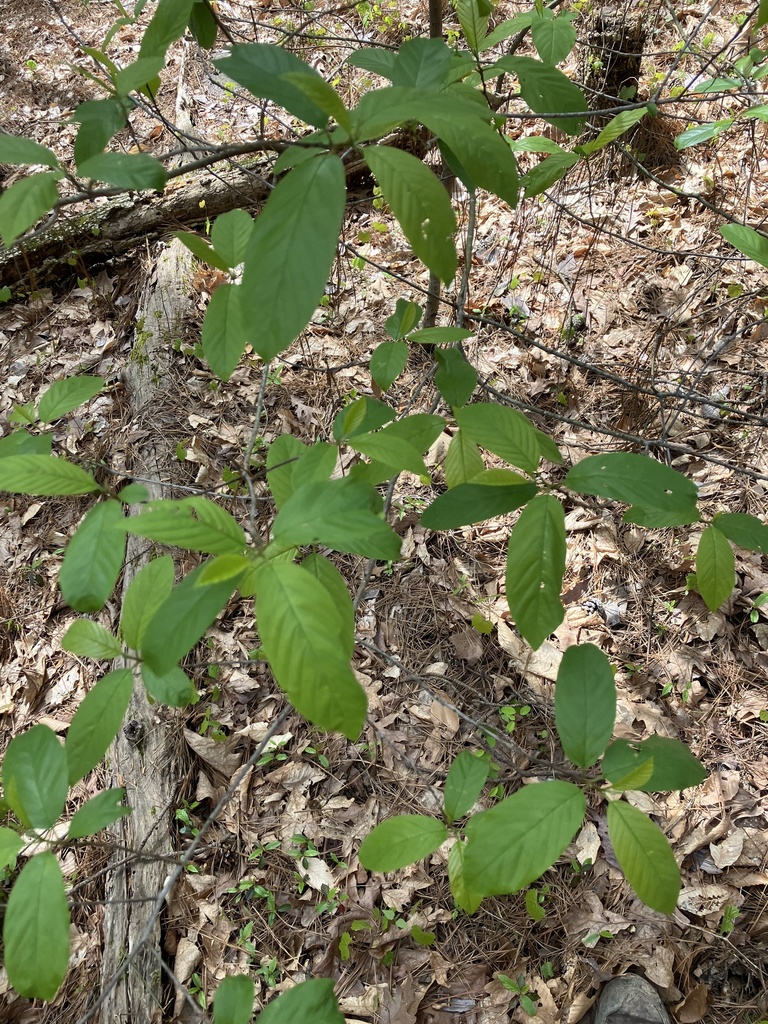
[214,974,255,1024]
[522,151,578,198]
[409,326,475,345]
[113,56,165,95]
[347,47,397,81]
[4,853,70,1000]
[481,12,534,50]
[214,44,329,127]
[140,563,236,674]
[602,737,707,792]
[422,478,537,529]
[580,107,648,154]
[555,643,616,768]
[120,555,175,649]
[0,430,52,457]
[0,827,24,871]
[386,298,422,339]
[3,725,68,829]
[38,375,104,422]
[530,12,576,63]
[758,0,768,29]
[0,172,60,247]
[123,497,246,555]
[359,815,448,871]
[455,403,539,475]
[720,223,768,268]
[139,0,194,59]
[448,840,484,913]
[497,56,587,135]
[564,453,700,526]
[282,72,351,131]
[457,0,491,51]
[59,499,126,612]
[535,428,563,465]
[371,341,408,391]
[435,348,478,407]
[696,525,735,610]
[142,664,198,706]
[202,283,248,379]
[444,751,490,821]
[0,132,60,168]
[463,781,585,896]
[674,119,733,150]
[0,454,100,495]
[117,483,148,504]
[197,554,251,585]
[66,668,133,784]
[349,430,428,476]
[607,800,680,913]
[365,145,456,284]
[332,396,395,441]
[78,152,167,190]
[266,434,308,508]
[506,495,566,648]
[607,758,655,793]
[301,554,354,658]
[240,154,345,360]
[390,36,453,90]
[713,512,768,553]
[175,230,231,272]
[211,209,255,268]
[444,429,484,488]
[273,477,401,560]
[189,0,218,48]
[257,978,344,1024]
[62,620,122,660]
[68,787,130,839]
[254,560,366,737]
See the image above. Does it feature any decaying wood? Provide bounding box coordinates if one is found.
[99,239,193,1024]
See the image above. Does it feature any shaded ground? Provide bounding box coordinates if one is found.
[1,1,768,1022]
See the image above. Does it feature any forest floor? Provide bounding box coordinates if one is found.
[1,0,768,1022]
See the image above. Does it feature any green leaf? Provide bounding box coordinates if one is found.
[496,57,587,135]
[273,477,401,560]
[62,620,122,660]
[347,48,397,81]
[371,341,408,391]
[720,223,768,269]
[59,499,126,612]
[386,298,422,339]
[555,643,616,768]
[758,0,768,29]
[3,725,68,829]
[444,429,484,488]
[713,512,768,553]
[38,375,105,422]
[422,478,537,529]
[256,979,344,1024]
[481,13,534,51]
[564,453,700,526]
[535,428,563,464]
[0,430,52,457]
[120,555,175,649]
[455,403,539,475]
[390,37,453,90]
[113,56,165,95]
[359,815,448,871]
[0,172,60,248]
[506,495,566,649]
[189,0,218,48]
[197,554,251,584]
[0,132,60,168]
[607,800,680,913]
[214,44,330,127]
[140,563,236,674]
[674,119,734,150]
[530,13,577,64]
[301,554,354,658]
[142,664,198,706]
[0,454,100,496]
[522,151,579,198]
[696,525,735,610]
[409,327,475,345]
[580,107,648,154]
[139,0,194,59]
[282,72,351,131]
[463,781,586,896]
[435,348,478,407]
[0,827,24,872]
[78,152,167,191]
[202,283,247,379]
[254,560,366,737]
[211,209,255,268]
[266,434,308,508]
[333,396,395,441]
[175,230,231,272]
[607,758,655,793]
[66,668,133,784]
[68,787,130,839]
[349,431,428,476]
[364,146,456,284]
[4,853,70,1000]
[214,975,255,1024]
[240,154,345,360]
[602,737,707,792]
[457,0,491,52]
[123,497,246,555]
[118,483,149,504]
[448,840,484,913]
[444,751,490,821]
